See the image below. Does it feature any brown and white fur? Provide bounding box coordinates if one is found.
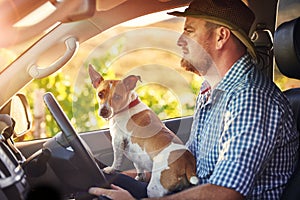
[88,64,198,197]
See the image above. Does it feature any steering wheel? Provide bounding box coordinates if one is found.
[43,92,109,195]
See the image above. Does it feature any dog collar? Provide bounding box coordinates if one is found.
[128,97,140,108]
[114,97,140,115]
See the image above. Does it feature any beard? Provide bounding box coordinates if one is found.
[180,58,207,76]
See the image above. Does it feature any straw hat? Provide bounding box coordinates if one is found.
[168,0,257,59]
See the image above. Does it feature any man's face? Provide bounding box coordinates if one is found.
[177,17,215,76]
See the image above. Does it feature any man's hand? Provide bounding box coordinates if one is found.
[89,184,136,200]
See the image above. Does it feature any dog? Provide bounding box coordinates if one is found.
[88,64,198,197]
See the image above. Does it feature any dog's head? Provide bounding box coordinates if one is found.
[88,64,141,119]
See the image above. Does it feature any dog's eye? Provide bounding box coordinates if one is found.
[113,94,121,101]
[98,92,104,99]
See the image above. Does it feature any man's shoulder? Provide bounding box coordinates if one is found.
[223,69,288,108]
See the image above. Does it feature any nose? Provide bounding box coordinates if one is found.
[100,107,110,117]
[177,34,187,47]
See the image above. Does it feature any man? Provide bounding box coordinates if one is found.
[89,0,299,199]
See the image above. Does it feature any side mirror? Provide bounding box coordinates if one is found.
[0,94,32,138]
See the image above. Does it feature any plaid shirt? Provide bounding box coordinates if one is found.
[187,54,299,199]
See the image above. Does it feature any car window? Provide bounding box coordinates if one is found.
[14,10,201,141]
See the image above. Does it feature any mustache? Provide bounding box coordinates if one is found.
[180,59,203,76]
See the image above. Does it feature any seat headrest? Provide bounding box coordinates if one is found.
[274,17,300,79]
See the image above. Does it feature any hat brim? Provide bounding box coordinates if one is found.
[168,11,257,60]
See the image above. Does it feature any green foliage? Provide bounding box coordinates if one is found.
[274,66,290,91]
[137,84,182,119]
[190,75,203,95]
[22,73,73,138]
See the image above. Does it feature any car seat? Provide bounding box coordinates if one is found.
[274,16,300,200]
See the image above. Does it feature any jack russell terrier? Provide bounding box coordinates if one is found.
[88,64,198,197]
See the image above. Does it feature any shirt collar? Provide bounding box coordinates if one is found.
[200,80,211,94]
[215,54,254,92]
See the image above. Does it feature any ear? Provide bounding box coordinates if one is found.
[88,64,104,88]
[216,27,231,49]
[123,75,141,91]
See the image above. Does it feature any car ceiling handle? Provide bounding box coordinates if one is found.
[28,37,78,79]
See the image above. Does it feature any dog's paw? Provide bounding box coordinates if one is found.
[135,172,147,182]
[103,166,115,174]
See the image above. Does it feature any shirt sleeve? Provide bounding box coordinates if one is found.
[208,88,282,196]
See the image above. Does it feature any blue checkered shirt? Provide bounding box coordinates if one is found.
[186,54,299,199]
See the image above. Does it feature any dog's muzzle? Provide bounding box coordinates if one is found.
[99,105,112,119]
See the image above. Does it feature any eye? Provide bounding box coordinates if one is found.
[98,91,104,99]
[113,94,121,101]
[184,27,194,34]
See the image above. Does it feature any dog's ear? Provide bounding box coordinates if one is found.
[123,75,141,91]
[88,64,104,88]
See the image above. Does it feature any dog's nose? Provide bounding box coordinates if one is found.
[100,107,110,117]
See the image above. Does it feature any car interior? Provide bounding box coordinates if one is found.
[0,0,299,200]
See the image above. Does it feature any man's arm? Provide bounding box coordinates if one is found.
[153,183,244,200]
[89,183,244,200]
